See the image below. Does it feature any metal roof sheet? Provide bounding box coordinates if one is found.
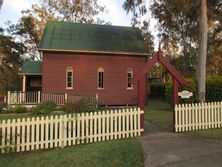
[21,61,42,74]
[38,21,147,55]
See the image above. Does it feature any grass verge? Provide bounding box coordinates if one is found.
[0,138,144,167]
[186,128,222,140]
[145,98,222,140]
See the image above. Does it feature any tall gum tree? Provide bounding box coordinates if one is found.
[197,0,208,102]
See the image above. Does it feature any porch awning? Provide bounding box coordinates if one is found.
[20,61,42,75]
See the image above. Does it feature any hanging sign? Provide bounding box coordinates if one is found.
[178,90,193,99]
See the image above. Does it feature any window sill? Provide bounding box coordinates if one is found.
[97,88,105,90]
[66,87,73,90]
[127,87,133,90]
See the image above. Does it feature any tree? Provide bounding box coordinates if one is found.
[123,0,154,54]
[0,28,26,91]
[5,5,58,60]
[197,0,208,102]
[123,0,221,78]
[42,0,105,23]
[0,0,3,10]
[6,1,106,60]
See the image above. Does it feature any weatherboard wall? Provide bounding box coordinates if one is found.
[42,52,147,105]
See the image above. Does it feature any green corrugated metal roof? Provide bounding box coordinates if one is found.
[21,61,42,74]
[38,21,147,55]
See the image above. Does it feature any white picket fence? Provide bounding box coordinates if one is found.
[0,108,144,153]
[175,102,222,132]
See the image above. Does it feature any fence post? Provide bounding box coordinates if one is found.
[4,96,6,103]
[60,115,65,148]
[65,93,68,103]
[38,91,41,103]
[7,91,10,105]
[221,102,222,127]
[96,93,99,108]
[19,91,22,103]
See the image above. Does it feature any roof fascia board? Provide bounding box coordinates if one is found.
[38,48,148,56]
[19,73,42,76]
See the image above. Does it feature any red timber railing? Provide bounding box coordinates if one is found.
[7,91,98,106]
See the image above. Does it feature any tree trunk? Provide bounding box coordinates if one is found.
[197,0,207,103]
[0,0,3,10]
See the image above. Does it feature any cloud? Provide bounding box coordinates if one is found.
[0,0,39,27]
[98,0,132,26]
[6,0,37,12]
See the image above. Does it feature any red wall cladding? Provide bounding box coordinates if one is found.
[42,52,147,105]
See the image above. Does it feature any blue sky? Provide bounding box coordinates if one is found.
[0,0,133,27]
[0,0,158,50]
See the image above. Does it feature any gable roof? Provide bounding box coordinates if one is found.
[131,51,192,87]
[38,21,147,56]
[20,61,42,75]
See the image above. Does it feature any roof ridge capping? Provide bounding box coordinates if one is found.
[45,20,141,30]
[38,21,148,56]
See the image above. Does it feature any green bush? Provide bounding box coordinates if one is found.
[150,83,165,98]
[12,105,27,113]
[0,102,7,113]
[206,77,222,102]
[165,79,196,105]
[75,97,98,113]
[34,101,56,115]
[62,97,98,113]
[165,76,222,104]
[61,102,76,113]
[165,82,172,104]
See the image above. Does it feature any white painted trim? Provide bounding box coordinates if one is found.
[22,75,26,92]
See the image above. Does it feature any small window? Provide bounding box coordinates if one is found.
[66,67,73,89]
[98,67,104,89]
[127,68,133,89]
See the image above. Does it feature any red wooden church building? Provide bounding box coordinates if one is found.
[20,21,190,108]
[20,21,149,106]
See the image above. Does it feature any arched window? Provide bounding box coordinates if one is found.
[66,66,73,89]
[98,67,104,89]
[127,68,133,89]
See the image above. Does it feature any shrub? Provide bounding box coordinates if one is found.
[165,82,172,104]
[34,101,56,115]
[0,102,7,113]
[206,77,222,102]
[150,83,165,98]
[165,79,196,105]
[12,105,27,113]
[62,97,98,113]
[75,97,97,113]
[165,76,222,104]
[61,102,76,113]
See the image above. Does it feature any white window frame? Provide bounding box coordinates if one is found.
[66,66,73,89]
[127,68,133,90]
[97,67,104,89]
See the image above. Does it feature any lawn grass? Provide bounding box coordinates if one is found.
[144,98,173,131]
[0,113,33,121]
[145,98,222,140]
[0,138,144,167]
[186,128,222,140]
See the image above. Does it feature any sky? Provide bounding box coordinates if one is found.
[0,0,159,50]
[0,0,133,27]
